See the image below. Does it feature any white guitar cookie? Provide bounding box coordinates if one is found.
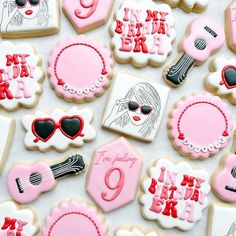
[0,0,60,38]
[205,57,236,105]
[110,0,176,68]
[22,107,96,152]
[159,0,209,13]
[0,41,44,111]
[139,158,210,231]
[0,201,38,236]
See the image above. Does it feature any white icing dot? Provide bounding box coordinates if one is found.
[63,84,70,91]
[70,88,76,94]
[95,81,101,88]
[219,136,226,144]
[76,89,83,95]
[194,146,201,153]
[183,138,189,145]
[208,145,214,152]
[188,142,194,150]
[202,147,208,153]
[83,88,90,94]
[214,141,221,149]
[90,86,95,92]
[99,76,106,82]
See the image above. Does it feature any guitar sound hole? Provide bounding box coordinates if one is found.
[29,172,42,186]
[231,167,236,178]
[194,38,207,51]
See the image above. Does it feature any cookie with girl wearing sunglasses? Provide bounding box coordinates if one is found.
[102,73,169,142]
[0,0,60,38]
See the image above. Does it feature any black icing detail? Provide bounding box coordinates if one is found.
[15,0,26,7]
[231,167,236,178]
[165,39,207,86]
[128,101,139,111]
[225,185,236,192]
[61,117,82,138]
[204,26,217,38]
[34,120,55,141]
[16,178,24,194]
[29,172,42,186]
[224,67,236,88]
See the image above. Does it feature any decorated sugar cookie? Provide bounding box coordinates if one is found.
[102,73,169,142]
[0,201,38,236]
[42,200,108,236]
[163,17,225,87]
[0,41,44,111]
[110,0,176,68]
[63,0,114,33]
[115,225,171,236]
[7,153,85,203]
[139,158,210,231]
[167,93,233,159]
[0,115,15,174]
[211,131,236,203]
[22,107,96,152]
[0,0,60,38]
[160,0,209,13]
[48,36,113,103]
[207,204,236,236]
[205,57,236,104]
[225,1,236,53]
[87,137,142,212]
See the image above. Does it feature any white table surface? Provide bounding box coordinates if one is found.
[0,0,235,235]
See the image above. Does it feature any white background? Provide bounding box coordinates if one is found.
[0,0,235,235]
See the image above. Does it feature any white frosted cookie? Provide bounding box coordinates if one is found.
[139,158,210,231]
[159,0,209,13]
[110,0,176,68]
[205,57,236,104]
[207,204,236,236]
[0,41,45,111]
[0,201,38,236]
[0,115,15,174]
[115,225,172,236]
[22,107,96,152]
[0,0,60,38]
[102,73,169,142]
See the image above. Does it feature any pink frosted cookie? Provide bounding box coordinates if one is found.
[0,41,45,111]
[42,200,108,236]
[87,137,142,212]
[110,0,176,68]
[63,0,114,33]
[7,153,85,203]
[48,36,113,103]
[0,200,38,236]
[167,93,233,160]
[205,57,236,105]
[226,1,236,53]
[163,17,225,87]
[139,158,210,231]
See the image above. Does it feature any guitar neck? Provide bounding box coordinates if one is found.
[50,154,85,179]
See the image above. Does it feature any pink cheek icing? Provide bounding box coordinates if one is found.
[42,200,108,236]
[48,36,113,102]
[168,93,233,159]
[213,153,236,202]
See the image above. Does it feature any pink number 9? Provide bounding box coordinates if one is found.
[101,167,125,201]
[75,0,98,19]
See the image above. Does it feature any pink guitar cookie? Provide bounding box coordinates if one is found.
[87,137,142,212]
[139,158,210,230]
[48,36,113,103]
[42,200,108,236]
[226,1,236,53]
[167,93,233,159]
[63,0,114,33]
[7,153,85,204]
[0,201,38,236]
[163,17,225,87]
[110,0,176,68]
[212,131,236,203]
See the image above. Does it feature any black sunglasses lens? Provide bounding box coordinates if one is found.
[141,105,152,115]
[30,0,40,5]
[128,101,139,111]
[15,0,26,7]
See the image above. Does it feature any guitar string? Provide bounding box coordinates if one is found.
[21,166,84,190]
[168,39,207,82]
[18,162,84,186]
[17,157,83,185]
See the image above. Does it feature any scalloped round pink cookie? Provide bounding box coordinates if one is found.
[48,36,113,103]
[167,93,233,159]
[42,200,108,236]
